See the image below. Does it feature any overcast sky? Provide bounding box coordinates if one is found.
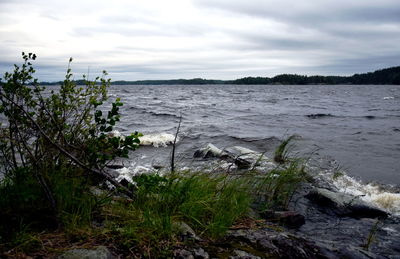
[0,0,399,81]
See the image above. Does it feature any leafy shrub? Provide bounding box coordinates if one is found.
[0,53,140,244]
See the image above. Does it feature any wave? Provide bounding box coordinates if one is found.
[229,135,281,144]
[115,163,153,184]
[306,114,379,120]
[306,113,335,119]
[331,174,400,216]
[139,132,177,147]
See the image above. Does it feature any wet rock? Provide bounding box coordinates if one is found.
[305,188,388,218]
[234,157,252,169]
[58,246,114,259]
[194,143,226,159]
[152,164,164,170]
[119,178,131,188]
[263,210,305,228]
[193,144,276,171]
[105,164,125,169]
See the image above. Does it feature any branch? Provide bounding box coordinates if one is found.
[0,92,136,198]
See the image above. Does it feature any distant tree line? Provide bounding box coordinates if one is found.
[36,66,400,85]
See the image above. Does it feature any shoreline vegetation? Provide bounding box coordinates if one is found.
[38,66,400,86]
[0,54,398,258]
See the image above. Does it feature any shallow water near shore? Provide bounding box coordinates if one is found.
[109,84,400,185]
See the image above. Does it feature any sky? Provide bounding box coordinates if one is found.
[0,0,399,81]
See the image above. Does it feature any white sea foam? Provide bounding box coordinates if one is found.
[115,163,153,184]
[139,133,177,147]
[332,174,400,215]
[108,130,123,138]
[383,96,394,100]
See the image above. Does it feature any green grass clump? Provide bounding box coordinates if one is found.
[257,159,306,210]
[274,135,296,164]
[103,172,253,255]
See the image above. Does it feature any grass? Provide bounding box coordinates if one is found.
[0,138,308,258]
[102,172,253,256]
[251,159,307,211]
[274,135,296,164]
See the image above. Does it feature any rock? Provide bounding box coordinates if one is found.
[174,221,201,241]
[226,228,385,259]
[305,188,388,218]
[152,164,164,170]
[193,248,209,259]
[119,178,131,188]
[58,246,114,259]
[174,249,194,259]
[263,210,305,228]
[193,144,276,171]
[173,248,209,259]
[227,229,321,259]
[194,143,226,159]
[230,250,261,259]
[105,164,125,169]
[90,187,106,196]
[235,157,252,169]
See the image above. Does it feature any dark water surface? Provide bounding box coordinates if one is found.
[109,84,400,185]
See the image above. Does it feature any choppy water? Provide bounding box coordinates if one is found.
[109,84,400,185]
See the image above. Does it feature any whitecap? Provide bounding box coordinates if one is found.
[139,133,177,147]
[115,163,153,184]
[108,130,123,138]
[332,174,400,215]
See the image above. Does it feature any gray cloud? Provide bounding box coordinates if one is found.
[0,0,399,81]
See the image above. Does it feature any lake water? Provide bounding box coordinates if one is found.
[109,84,400,185]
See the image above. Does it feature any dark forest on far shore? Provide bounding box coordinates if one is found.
[38,65,400,86]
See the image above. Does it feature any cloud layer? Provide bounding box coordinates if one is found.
[0,0,399,81]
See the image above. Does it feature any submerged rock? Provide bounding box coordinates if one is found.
[305,188,388,218]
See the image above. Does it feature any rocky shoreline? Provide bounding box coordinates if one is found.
[59,143,400,259]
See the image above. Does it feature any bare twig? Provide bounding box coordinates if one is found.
[170,115,182,173]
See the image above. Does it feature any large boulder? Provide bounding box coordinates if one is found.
[305,188,388,218]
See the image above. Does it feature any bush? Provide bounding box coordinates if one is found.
[0,53,140,245]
